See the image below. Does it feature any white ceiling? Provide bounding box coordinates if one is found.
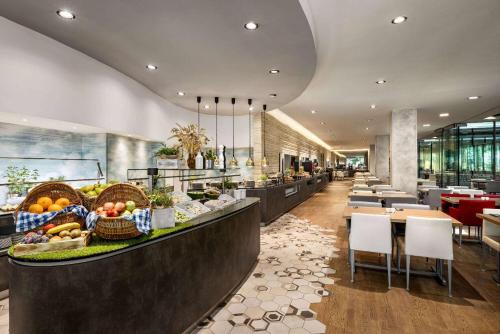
[0,0,316,115]
[286,0,500,149]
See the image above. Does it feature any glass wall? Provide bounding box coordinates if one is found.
[418,121,499,187]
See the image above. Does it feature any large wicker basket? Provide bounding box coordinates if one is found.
[16,182,85,228]
[92,183,150,240]
[76,189,96,211]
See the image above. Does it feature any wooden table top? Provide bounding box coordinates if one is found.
[476,213,500,226]
[442,196,500,205]
[343,206,462,226]
[348,192,416,199]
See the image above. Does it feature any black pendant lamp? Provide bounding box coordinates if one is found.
[261,104,268,168]
[196,96,201,134]
[214,97,220,167]
[229,97,238,168]
[246,99,254,167]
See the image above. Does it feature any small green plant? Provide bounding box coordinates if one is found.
[223,177,236,190]
[4,165,39,195]
[205,149,217,160]
[155,145,179,158]
[148,189,174,209]
[259,174,268,181]
[49,176,65,181]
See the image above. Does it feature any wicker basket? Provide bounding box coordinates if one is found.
[92,183,150,240]
[16,182,85,228]
[76,190,97,211]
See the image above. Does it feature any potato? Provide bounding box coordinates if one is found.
[70,229,82,239]
[62,236,72,241]
[59,230,71,238]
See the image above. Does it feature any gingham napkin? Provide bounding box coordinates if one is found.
[16,204,88,232]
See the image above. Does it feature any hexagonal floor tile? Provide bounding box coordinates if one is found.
[227,303,247,315]
[243,297,261,308]
[279,305,298,316]
[283,283,299,291]
[230,294,246,304]
[248,319,270,331]
[273,295,292,306]
[304,293,322,304]
[282,315,305,329]
[291,299,310,310]
[257,292,275,302]
[303,319,326,333]
[297,309,317,320]
[298,285,315,294]
[210,320,232,334]
[263,310,284,322]
[260,301,279,312]
[314,289,331,297]
[244,306,266,319]
[228,313,251,327]
[267,322,290,334]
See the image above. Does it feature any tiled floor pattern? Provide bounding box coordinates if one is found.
[193,213,338,334]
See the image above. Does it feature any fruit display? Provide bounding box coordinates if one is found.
[27,196,70,214]
[187,191,204,200]
[204,188,221,200]
[95,200,135,218]
[79,183,111,197]
[19,222,85,244]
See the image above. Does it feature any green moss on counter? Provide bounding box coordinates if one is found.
[9,223,192,262]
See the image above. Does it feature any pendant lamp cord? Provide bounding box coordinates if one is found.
[263,104,267,158]
[232,98,236,154]
[248,99,252,157]
[215,97,219,149]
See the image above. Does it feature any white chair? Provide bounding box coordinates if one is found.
[481,209,500,285]
[456,189,484,196]
[425,188,453,210]
[404,216,454,296]
[447,186,469,190]
[348,201,382,208]
[373,185,394,192]
[350,213,392,288]
[392,203,430,210]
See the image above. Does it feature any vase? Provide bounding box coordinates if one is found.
[151,207,175,229]
[206,160,214,169]
[187,153,196,169]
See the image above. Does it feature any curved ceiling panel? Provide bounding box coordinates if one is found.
[0,0,316,115]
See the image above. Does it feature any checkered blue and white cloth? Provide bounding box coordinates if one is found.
[85,208,152,234]
[16,204,89,232]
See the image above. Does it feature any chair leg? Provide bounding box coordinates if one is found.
[406,255,410,291]
[350,250,355,283]
[448,259,453,297]
[397,242,401,273]
[481,243,487,272]
[387,253,391,289]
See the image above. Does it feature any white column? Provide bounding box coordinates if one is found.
[375,135,390,183]
[369,144,376,175]
[391,109,418,195]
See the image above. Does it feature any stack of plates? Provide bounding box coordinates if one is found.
[0,235,12,249]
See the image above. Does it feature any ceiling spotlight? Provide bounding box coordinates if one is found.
[365,127,369,130]
[249,106,254,111]
[370,104,376,109]
[468,96,480,100]
[367,119,372,123]
[311,110,317,114]
[391,16,407,24]
[439,113,449,117]
[146,64,157,70]
[485,116,496,120]
[22,118,28,122]
[423,124,431,127]
[432,136,438,139]
[244,21,259,30]
[72,126,77,130]
[269,93,277,98]
[269,69,280,74]
[376,80,386,84]
[57,9,75,19]
[321,122,326,125]
[204,104,210,109]
[177,91,185,96]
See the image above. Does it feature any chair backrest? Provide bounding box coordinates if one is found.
[405,216,453,260]
[353,186,372,192]
[385,197,417,208]
[447,186,469,189]
[392,203,430,210]
[427,188,453,209]
[485,181,500,194]
[367,180,384,186]
[474,194,500,198]
[456,189,484,196]
[457,199,496,226]
[350,213,392,254]
[351,195,379,202]
[483,208,500,237]
[348,201,382,208]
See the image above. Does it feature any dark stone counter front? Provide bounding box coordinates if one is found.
[9,198,261,334]
[246,173,329,225]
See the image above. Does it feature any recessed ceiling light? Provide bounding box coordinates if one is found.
[370,104,376,109]
[485,116,496,120]
[391,16,407,24]
[22,118,28,122]
[375,80,386,84]
[367,119,372,123]
[57,9,75,19]
[432,136,438,139]
[269,93,277,98]
[365,127,369,130]
[321,122,326,125]
[127,134,132,137]
[244,21,259,30]
[72,126,77,130]
[204,104,210,109]
[269,69,280,74]
[177,91,185,96]
[423,124,431,127]
[468,96,480,100]
[146,64,157,70]
[311,110,317,114]
[439,113,449,117]
[249,106,254,111]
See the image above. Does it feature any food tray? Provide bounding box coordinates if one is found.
[170,191,192,204]
[11,231,91,257]
[219,194,236,204]
[175,201,211,218]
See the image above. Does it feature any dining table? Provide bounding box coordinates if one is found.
[343,206,463,284]
[441,196,500,207]
[348,191,416,200]
[476,213,500,283]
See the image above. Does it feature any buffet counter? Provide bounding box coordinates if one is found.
[8,197,260,334]
[246,173,329,225]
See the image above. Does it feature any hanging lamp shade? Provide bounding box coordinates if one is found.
[229,97,239,169]
[261,104,268,168]
[246,98,254,167]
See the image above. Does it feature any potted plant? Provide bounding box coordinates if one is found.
[4,165,39,197]
[155,145,179,169]
[149,189,175,229]
[223,177,237,196]
[170,124,209,169]
[205,149,217,169]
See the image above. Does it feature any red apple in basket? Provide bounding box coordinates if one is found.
[103,202,115,211]
[96,207,104,214]
[106,209,119,218]
[114,202,126,213]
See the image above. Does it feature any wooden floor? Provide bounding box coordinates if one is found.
[290,180,500,334]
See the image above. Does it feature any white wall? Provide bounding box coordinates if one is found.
[0,17,249,148]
